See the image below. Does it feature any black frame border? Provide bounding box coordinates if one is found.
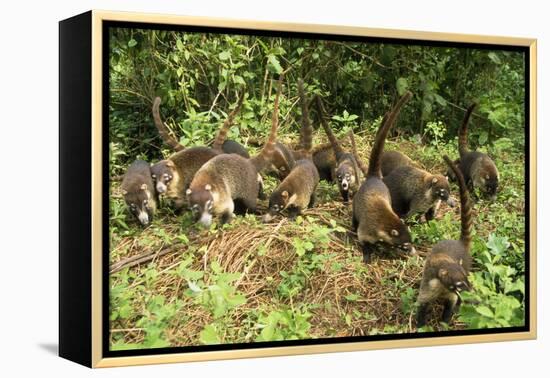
[101,20,531,359]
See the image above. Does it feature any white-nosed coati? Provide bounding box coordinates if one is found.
[350,92,414,263]
[416,155,473,328]
[150,96,246,209]
[263,79,320,221]
[315,96,361,202]
[381,150,414,177]
[455,103,499,200]
[121,159,158,226]
[383,164,456,222]
[186,77,283,226]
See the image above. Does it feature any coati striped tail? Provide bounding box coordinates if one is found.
[349,130,368,177]
[443,155,473,250]
[297,79,313,155]
[315,95,345,160]
[212,94,245,151]
[367,91,412,178]
[152,97,185,152]
[251,76,283,171]
[458,103,477,158]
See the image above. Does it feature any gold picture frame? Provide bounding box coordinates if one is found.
[59,10,537,368]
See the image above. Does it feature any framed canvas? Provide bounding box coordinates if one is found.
[59,10,537,368]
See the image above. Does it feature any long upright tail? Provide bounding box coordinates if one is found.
[297,79,313,156]
[251,76,283,172]
[152,97,184,152]
[367,91,412,178]
[315,95,345,160]
[458,103,476,158]
[212,94,245,151]
[443,155,472,251]
[349,130,368,177]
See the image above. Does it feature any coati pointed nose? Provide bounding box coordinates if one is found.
[138,212,149,225]
[156,183,167,193]
[341,179,349,190]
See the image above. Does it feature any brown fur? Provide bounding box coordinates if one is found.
[457,103,499,200]
[212,94,244,151]
[381,150,414,177]
[315,96,361,202]
[187,76,283,226]
[121,159,158,226]
[416,155,473,327]
[351,92,413,263]
[152,97,184,152]
[383,165,455,221]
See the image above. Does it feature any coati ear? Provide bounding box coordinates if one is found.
[205,184,212,191]
[281,191,289,200]
[186,189,192,196]
[485,174,490,180]
[438,269,448,279]
[459,258,464,266]
[166,160,175,168]
[140,183,147,191]
[431,177,438,185]
[390,229,399,237]
[121,189,128,195]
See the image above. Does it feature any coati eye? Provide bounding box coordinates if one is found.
[280,167,286,171]
[143,200,148,205]
[151,174,156,179]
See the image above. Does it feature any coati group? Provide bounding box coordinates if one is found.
[120,76,500,329]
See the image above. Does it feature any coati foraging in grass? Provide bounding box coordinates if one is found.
[381,150,414,177]
[456,103,499,200]
[350,92,414,263]
[152,96,249,158]
[267,142,296,179]
[383,164,456,222]
[263,79,320,221]
[150,96,245,209]
[121,160,158,226]
[416,155,473,328]
[315,96,361,202]
[186,77,284,227]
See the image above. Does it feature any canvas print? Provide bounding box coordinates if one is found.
[107,24,527,352]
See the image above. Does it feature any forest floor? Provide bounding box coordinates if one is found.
[108,133,525,350]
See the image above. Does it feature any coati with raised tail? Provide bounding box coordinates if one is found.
[383,164,456,222]
[263,79,320,221]
[121,159,158,226]
[152,96,249,157]
[315,96,361,202]
[456,103,499,200]
[416,155,473,327]
[381,150,414,177]
[150,96,245,209]
[186,77,283,226]
[350,92,414,263]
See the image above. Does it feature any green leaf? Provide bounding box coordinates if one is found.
[345,293,359,302]
[475,306,495,318]
[219,51,231,60]
[199,324,221,345]
[128,39,137,48]
[267,54,283,74]
[396,78,409,96]
[478,131,488,145]
[233,75,246,85]
[488,52,501,64]
[176,39,184,51]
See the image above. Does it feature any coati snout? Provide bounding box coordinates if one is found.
[123,184,154,226]
[336,163,356,192]
[264,190,294,222]
[438,264,471,295]
[186,185,215,227]
[379,221,415,254]
[151,160,177,194]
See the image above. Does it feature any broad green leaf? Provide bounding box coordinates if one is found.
[128,39,137,48]
[475,306,495,318]
[267,54,283,74]
[199,325,221,345]
[219,51,231,60]
[396,77,409,96]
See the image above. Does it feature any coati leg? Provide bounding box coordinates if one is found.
[257,174,266,200]
[425,207,436,221]
[361,242,374,263]
[416,302,429,328]
[287,205,301,220]
[308,192,317,208]
[441,293,459,323]
[341,190,350,203]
